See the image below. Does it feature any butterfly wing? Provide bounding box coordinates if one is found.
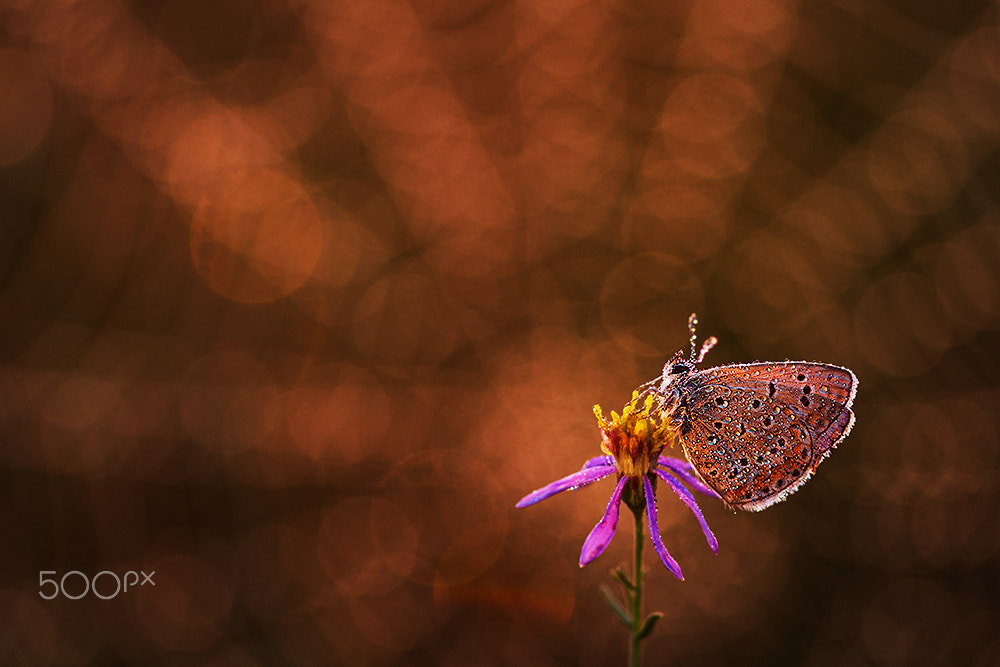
[672,362,857,511]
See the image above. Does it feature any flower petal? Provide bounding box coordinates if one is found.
[658,456,721,499]
[515,464,616,508]
[579,476,628,567]
[643,476,684,580]
[656,469,719,553]
[583,455,614,469]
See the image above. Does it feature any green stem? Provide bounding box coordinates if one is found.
[630,506,643,667]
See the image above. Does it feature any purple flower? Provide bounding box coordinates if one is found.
[516,391,720,580]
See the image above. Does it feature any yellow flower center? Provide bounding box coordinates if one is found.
[594,389,674,477]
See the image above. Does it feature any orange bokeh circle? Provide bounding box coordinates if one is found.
[190,168,322,303]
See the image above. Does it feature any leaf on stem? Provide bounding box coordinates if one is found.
[637,612,663,640]
[611,566,635,591]
[600,585,632,627]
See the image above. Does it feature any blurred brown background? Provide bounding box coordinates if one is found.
[1,0,999,664]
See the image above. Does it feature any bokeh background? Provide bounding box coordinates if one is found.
[1,0,999,664]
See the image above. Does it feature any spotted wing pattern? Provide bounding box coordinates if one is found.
[673,362,857,511]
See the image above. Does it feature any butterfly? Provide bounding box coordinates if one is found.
[651,315,858,511]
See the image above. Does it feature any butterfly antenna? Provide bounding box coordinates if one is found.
[687,313,699,362]
[696,336,717,364]
[688,313,717,365]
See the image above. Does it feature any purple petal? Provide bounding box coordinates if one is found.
[579,476,628,567]
[658,456,721,499]
[643,476,684,580]
[583,455,614,469]
[656,469,719,553]
[658,454,693,474]
[516,464,616,508]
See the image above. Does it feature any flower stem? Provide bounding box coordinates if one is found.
[630,506,643,667]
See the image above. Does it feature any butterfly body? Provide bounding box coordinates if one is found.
[654,318,858,511]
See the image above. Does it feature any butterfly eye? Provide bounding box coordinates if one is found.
[670,363,690,375]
